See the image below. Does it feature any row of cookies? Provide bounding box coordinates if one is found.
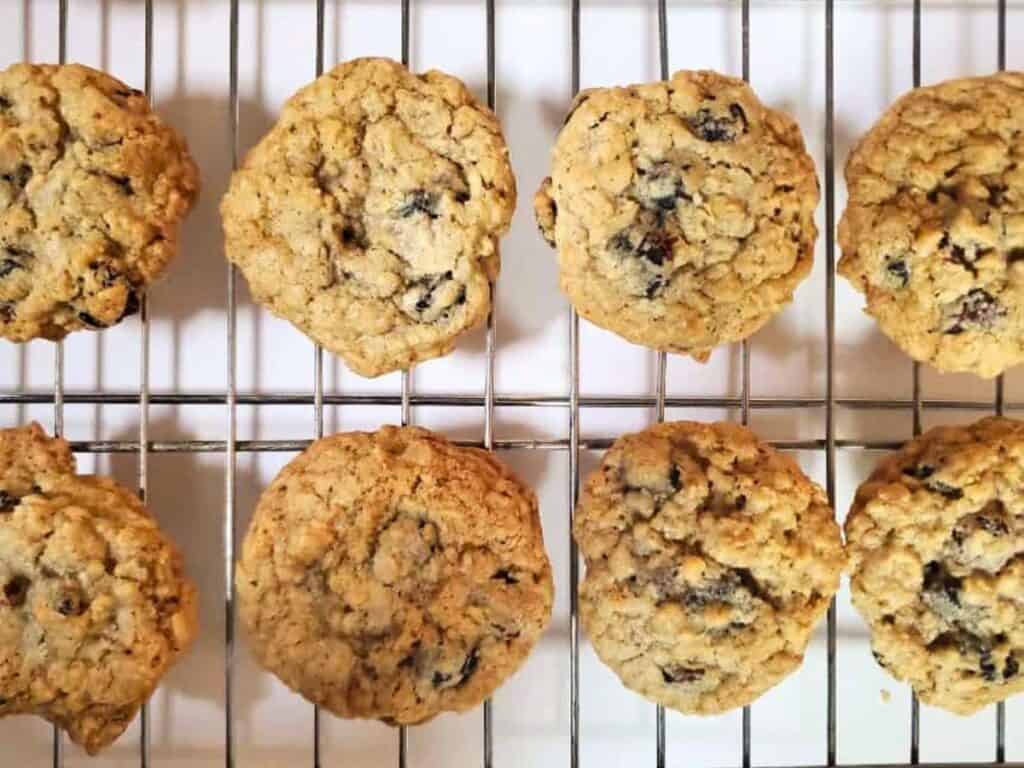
[4,59,1023,377]
[2,417,1020,752]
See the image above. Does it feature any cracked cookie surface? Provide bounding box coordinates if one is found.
[235,426,553,723]
[0,423,198,754]
[0,63,199,341]
[220,57,516,378]
[535,70,819,359]
[839,72,1024,378]
[846,416,1024,714]
[573,421,843,714]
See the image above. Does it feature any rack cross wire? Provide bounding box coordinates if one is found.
[6,1,1020,767]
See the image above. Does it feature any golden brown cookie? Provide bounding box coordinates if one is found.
[0,423,198,753]
[573,421,843,714]
[221,57,516,377]
[846,417,1024,714]
[839,72,1024,377]
[235,426,552,724]
[535,70,819,359]
[0,63,199,340]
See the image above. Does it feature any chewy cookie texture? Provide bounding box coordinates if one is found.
[840,72,1024,378]
[847,417,1024,715]
[0,423,198,754]
[221,57,516,378]
[573,421,843,714]
[536,69,819,359]
[235,426,553,724]
[0,63,198,341]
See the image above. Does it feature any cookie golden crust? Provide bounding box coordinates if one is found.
[573,421,843,714]
[839,72,1024,378]
[0,63,199,341]
[0,423,198,754]
[235,426,553,724]
[221,57,516,378]
[535,70,819,359]
[846,417,1024,715]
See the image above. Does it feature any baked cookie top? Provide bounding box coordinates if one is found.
[535,70,819,359]
[0,423,198,754]
[0,63,199,341]
[839,72,1024,378]
[221,57,516,378]
[573,421,843,714]
[235,426,553,724]
[846,417,1024,714]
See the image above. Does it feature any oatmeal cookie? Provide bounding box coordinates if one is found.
[846,417,1024,714]
[0,423,198,753]
[573,421,843,714]
[535,70,819,359]
[221,57,516,377]
[839,72,1024,377]
[235,426,552,723]
[0,63,199,340]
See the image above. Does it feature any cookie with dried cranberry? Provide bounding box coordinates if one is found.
[221,57,516,378]
[0,63,198,341]
[839,72,1024,377]
[0,423,198,753]
[846,416,1024,714]
[573,421,843,714]
[235,426,552,724]
[535,70,819,359]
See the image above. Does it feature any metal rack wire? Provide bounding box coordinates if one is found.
[10,0,1019,767]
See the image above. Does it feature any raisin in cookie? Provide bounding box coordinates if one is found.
[235,426,552,723]
[221,57,515,378]
[573,421,843,714]
[0,63,199,340]
[535,70,819,359]
[839,72,1024,378]
[0,423,198,753]
[846,417,1024,714]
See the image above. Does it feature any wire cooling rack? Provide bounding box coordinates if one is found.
[3,0,1022,767]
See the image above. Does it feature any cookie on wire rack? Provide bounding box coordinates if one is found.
[839,71,1024,378]
[846,416,1024,714]
[235,425,553,724]
[221,57,516,378]
[0,423,198,754]
[0,63,199,341]
[573,420,844,714]
[535,69,819,359]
